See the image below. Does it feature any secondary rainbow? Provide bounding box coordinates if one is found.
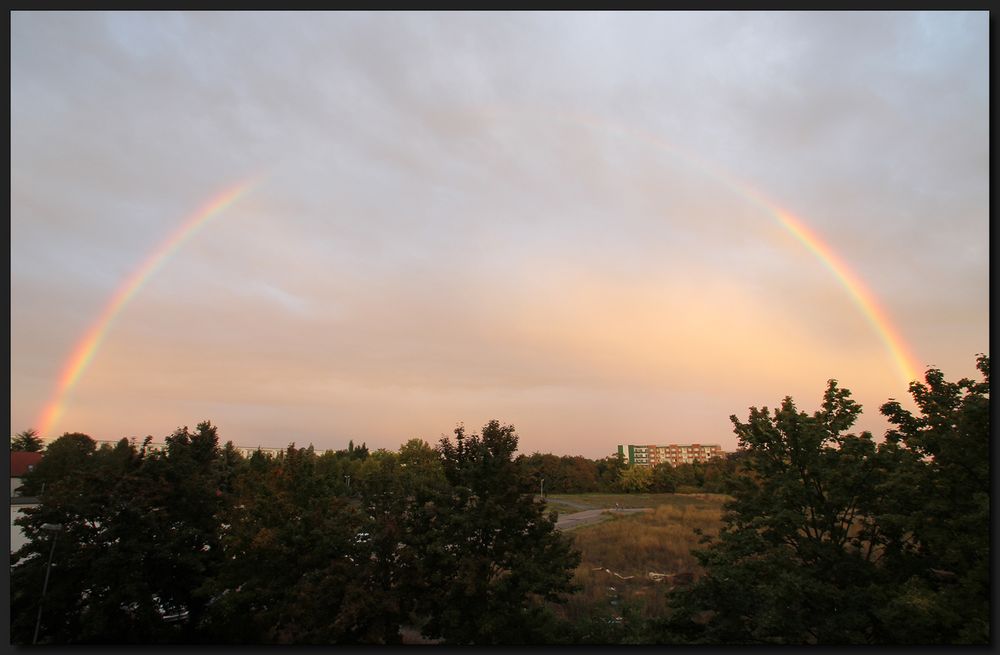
[36,177,259,438]
[481,105,922,385]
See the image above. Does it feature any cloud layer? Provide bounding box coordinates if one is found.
[11,12,989,456]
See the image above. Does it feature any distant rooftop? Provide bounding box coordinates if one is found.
[10,451,43,477]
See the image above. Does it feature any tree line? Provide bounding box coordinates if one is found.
[516,449,733,495]
[10,355,988,644]
[13,430,738,500]
[11,421,580,644]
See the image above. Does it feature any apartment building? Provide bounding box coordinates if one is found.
[617,443,724,468]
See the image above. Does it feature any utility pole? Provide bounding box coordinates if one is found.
[33,523,62,645]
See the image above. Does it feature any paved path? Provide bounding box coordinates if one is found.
[555,507,651,531]
[547,497,594,511]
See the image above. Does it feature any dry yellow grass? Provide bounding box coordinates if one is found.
[556,494,727,623]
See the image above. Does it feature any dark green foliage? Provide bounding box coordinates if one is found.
[873,354,990,643]
[569,600,648,644]
[422,421,581,644]
[649,463,677,493]
[18,432,97,496]
[11,427,45,452]
[12,355,987,646]
[202,425,581,645]
[12,420,581,645]
[11,423,225,643]
[595,454,627,491]
[669,458,734,493]
[513,448,730,496]
[663,358,990,645]
[661,382,891,644]
[351,443,449,642]
[199,444,373,643]
[516,452,602,493]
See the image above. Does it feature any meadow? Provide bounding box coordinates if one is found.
[544,493,728,628]
[544,492,723,514]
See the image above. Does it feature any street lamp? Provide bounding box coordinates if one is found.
[540,478,545,499]
[33,523,63,645]
[345,475,351,493]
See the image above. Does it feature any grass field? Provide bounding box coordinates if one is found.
[544,492,723,514]
[546,493,729,630]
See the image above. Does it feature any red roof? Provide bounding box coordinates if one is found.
[10,451,43,477]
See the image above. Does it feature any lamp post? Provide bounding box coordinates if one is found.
[540,478,545,499]
[33,523,63,645]
[345,475,351,493]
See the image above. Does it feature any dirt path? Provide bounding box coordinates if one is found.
[555,507,651,531]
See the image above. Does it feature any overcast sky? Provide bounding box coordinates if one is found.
[11,12,988,457]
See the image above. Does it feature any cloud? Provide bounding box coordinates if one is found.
[10,12,988,455]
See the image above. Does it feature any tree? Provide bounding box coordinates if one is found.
[662,358,990,645]
[562,455,600,493]
[18,432,97,496]
[595,454,627,492]
[617,464,652,493]
[200,443,370,643]
[350,444,451,643]
[873,354,990,643]
[201,438,452,644]
[699,455,734,493]
[516,452,562,494]
[671,460,707,490]
[11,423,228,643]
[13,421,584,644]
[661,381,902,644]
[420,421,581,644]
[649,463,677,493]
[11,428,44,452]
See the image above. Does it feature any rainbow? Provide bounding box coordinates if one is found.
[740,195,920,387]
[34,111,923,438]
[481,105,922,385]
[35,177,260,438]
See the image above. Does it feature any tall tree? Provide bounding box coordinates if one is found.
[617,463,653,493]
[661,381,904,644]
[649,462,677,493]
[11,428,44,452]
[421,421,581,644]
[595,454,627,492]
[200,443,369,643]
[662,358,990,645]
[350,444,452,642]
[17,432,96,496]
[11,423,227,643]
[873,355,990,643]
[562,455,601,493]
